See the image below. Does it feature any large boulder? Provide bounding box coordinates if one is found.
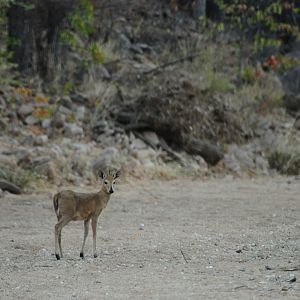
[186,139,223,166]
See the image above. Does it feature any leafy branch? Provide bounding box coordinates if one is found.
[60,0,104,67]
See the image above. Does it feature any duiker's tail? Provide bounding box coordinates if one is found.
[53,193,60,219]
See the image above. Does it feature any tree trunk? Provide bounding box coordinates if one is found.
[193,0,206,19]
[7,0,73,79]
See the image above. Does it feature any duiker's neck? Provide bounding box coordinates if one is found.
[98,187,111,201]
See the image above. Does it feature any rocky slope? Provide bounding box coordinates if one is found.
[0,0,300,193]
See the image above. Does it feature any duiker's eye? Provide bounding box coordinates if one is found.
[113,180,116,184]
[104,181,108,185]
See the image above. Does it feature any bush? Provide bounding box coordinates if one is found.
[0,167,39,189]
[268,151,300,175]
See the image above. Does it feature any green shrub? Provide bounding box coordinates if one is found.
[60,0,104,67]
[0,168,39,189]
[207,72,234,93]
[268,151,300,175]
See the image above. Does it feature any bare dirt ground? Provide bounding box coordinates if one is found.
[0,177,299,299]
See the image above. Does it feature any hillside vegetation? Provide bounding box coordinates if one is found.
[0,0,300,193]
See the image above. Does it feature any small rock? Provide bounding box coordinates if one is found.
[194,155,209,171]
[234,148,255,169]
[139,223,144,230]
[42,119,51,129]
[142,131,160,147]
[76,106,86,121]
[224,154,241,173]
[64,123,84,137]
[287,274,296,283]
[59,96,73,109]
[131,138,148,150]
[25,115,39,125]
[137,148,156,159]
[18,103,34,116]
[33,135,48,146]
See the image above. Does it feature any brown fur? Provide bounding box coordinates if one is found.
[53,170,120,260]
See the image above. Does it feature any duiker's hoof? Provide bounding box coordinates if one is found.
[80,252,84,259]
[55,254,60,260]
[94,253,98,258]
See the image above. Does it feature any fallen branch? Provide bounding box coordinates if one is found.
[159,137,186,166]
[279,266,300,271]
[142,53,202,76]
[123,122,150,131]
[180,249,189,263]
[185,138,224,166]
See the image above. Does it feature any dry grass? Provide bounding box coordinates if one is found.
[268,151,300,175]
[0,167,39,189]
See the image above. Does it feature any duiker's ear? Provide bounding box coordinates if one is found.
[114,169,121,178]
[98,170,106,179]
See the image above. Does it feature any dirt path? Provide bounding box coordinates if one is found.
[0,177,299,299]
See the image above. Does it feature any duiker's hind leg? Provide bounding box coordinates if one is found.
[55,217,71,260]
[80,219,90,259]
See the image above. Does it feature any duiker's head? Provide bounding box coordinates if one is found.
[99,169,120,194]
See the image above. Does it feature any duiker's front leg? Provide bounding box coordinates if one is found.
[91,217,98,258]
[58,231,63,258]
[80,219,90,259]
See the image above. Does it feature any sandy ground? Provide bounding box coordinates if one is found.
[0,177,299,299]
